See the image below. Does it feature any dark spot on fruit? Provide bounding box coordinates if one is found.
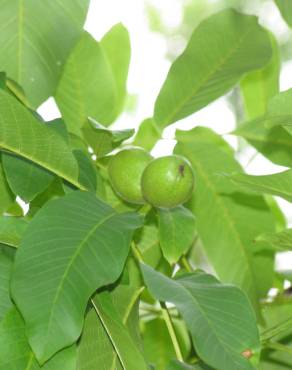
[178,164,185,177]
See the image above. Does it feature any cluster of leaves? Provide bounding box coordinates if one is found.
[1,1,292,369]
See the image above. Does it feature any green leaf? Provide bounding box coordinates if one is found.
[56,25,131,135]
[142,264,260,370]
[2,153,55,202]
[260,300,292,369]
[157,206,196,264]
[0,245,14,320]
[175,127,276,310]
[28,178,65,217]
[0,158,14,214]
[0,307,76,370]
[0,90,81,189]
[77,285,145,370]
[266,87,292,117]
[133,118,162,151]
[100,23,131,118]
[11,191,143,363]
[82,118,134,158]
[73,150,97,192]
[275,0,292,27]
[142,318,190,370]
[229,170,292,203]
[134,211,161,268]
[0,216,28,248]
[154,9,272,128]
[240,33,280,119]
[233,119,292,168]
[77,307,116,370]
[256,228,292,252]
[234,89,292,166]
[0,0,89,107]
[90,290,148,370]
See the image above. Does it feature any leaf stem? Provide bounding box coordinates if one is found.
[160,301,184,362]
[180,256,193,272]
[131,242,144,262]
[261,316,292,342]
[131,242,184,362]
[264,342,292,355]
[139,203,152,215]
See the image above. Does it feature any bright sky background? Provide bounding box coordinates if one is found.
[38,0,292,271]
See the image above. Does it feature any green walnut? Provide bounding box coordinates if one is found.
[141,155,194,208]
[108,147,153,204]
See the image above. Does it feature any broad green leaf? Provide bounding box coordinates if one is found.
[142,318,190,370]
[0,0,89,107]
[73,150,97,192]
[240,33,280,119]
[2,153,54,202]
[56,25,131,135]
[6,201,24,217]
[157,206,196,264]
[0,245,14,320]
[77,307,116,370]
[275,0,292,27]
[256,228,292,251]
[48,118,69,143]
[175,127,276,310]
[229,170,292,203]
[233,118,292,168]
[267,89,292,116]
[133,118,162,151]
[28,178,65,217]
[264,89,292,135]
[82,118,134,158]
[260,300,292,369]
[0,90,81,188]
[77,285,145,370]
[142,264,260,370]
[11,191,143,363]
[134,210,161,268]
[0,307,76,370]
[0,158,14,214]
[100,23,131,118]
[90,290,148,370]
[154,9,272,128]
[0,72,30,107]
[0,216,28,248]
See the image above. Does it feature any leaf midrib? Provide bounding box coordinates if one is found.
[187,150,256,301]
[45,210,116,351]
[232,173,292,202]
[158,19,255,127]
[171,278,245,369]
[17,0,24,84]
